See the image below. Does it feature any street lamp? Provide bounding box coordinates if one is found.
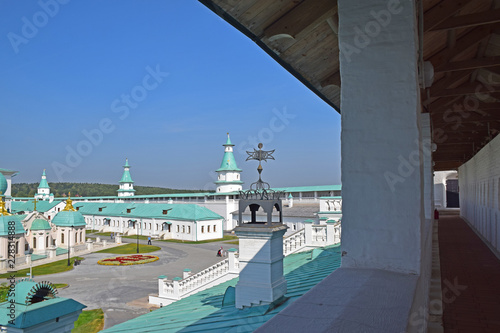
[136,220,139,254]
[67,225,74,266]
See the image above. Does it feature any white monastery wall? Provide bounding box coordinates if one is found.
[459,133,500,254]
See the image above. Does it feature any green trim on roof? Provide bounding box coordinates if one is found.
[214,180,244,184]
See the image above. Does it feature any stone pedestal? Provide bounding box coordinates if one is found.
[304,220,313,245]
[103,240,107,247]
[326,220,336,245]
[228,248,239,273]
[96,237,101,243]
[182,269,191,279]
[0,258,6,270]
[86,240,93,251]
[115,234,122,244]
[234,224,288,309]
[25,255,32,266]
[47,246,57,259]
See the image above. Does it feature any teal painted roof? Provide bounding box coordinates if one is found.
[30,219,51,230]
[0,280,86,328]
[224,133,234,146]
[38,170,49,189]
[0,215,24,236]
[51,210,86,227]
[0,172,7,195]
[102,245,341,332]
[216,151,242,172]
[272,185,342,193]
[11,200,62,213]
[119,159,134,183]
[72,202,223,221]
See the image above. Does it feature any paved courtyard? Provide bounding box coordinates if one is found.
[23,237,238,329]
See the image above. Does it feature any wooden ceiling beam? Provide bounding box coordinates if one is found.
[263,0,336,40]
[427,24,497,68]
[429,97,500,113]
[435,57,500,73]
[431,70,472,93]
[430,83,500,98]
[430,9,500,31]
[320,71,340,88]
[424,0,471,32]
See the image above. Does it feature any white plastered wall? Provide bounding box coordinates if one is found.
[459,133,500,254]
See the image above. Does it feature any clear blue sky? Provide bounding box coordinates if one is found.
[0,0,341,190]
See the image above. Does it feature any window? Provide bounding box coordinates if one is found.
[149,223,152,230]
[163,210,169,215]
[188,226,191,233]
[61,233,65,244]
[46,236,49,248]
[127,209,131,213]
[201,226,204,233]
[33,237,37,248]
[214,225,216,232]
[99,207,103,212]
[208,226,210,233]
[176,225,179,233]
[182,226,185,233]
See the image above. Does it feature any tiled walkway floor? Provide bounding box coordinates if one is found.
[438,214,500,333]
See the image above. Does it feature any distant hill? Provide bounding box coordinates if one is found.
[11,183,210,198]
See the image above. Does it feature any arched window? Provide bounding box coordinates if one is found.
[33,237,37,249]
[201,226,204,233]
[46,236,49,248]
[208,226,210,233]
[61,233,65,244]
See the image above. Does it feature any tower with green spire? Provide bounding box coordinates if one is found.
[35,169,51,201]
[117,158,136,197]
[215,133,243,193]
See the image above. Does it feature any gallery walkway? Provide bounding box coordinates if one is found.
[438,213,500,332]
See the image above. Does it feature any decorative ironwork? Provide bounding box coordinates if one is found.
[240,143,284,200]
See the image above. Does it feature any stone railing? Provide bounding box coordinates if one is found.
[150,221,342,307]
[150,249,239,306]
[283,229,306,256]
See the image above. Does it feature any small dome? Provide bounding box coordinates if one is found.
[52,197,85,227]
[30,218,51,231]
[0,215,24,236]
[0,172,7,195]
[52,210,85,227]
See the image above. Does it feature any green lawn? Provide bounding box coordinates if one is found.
[123,235,150,240]
[86,229,99,234]
[96,243,160,254]
[160,234,238,244]
[72,309,104,333]
[0,257,84,279]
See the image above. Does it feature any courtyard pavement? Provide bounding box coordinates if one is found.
[16,236,238,329]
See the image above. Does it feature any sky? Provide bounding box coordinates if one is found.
[0,0,341,190]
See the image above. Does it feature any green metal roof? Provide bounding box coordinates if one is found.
[72,202,223,221]
[272,185,342,193]
[30,218,51,230]
[224,133,234,146]
[119,159,134,183]
[0,279,86,329]
[0,172,7,195]
[216,151,242,172]
[37,170,50,189]
[51,210,86,227]
[11,200,62,213]
[0,215,24,236]
[102,245,341,332]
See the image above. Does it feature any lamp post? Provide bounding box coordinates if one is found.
[67,225,74,266]
[136,221,139,253]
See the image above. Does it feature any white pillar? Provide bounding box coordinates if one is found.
[228,248,239,273]
[304,220,313,246]
[183,269,192,279]
[339,0,423,274]
[86,239,93,251]
[115,234,122,244]
[235,225,287,309]
[158,275,167,297]
[326,220,336,245]
[47,246,57,259]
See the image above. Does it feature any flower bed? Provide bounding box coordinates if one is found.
[98,254,159,266]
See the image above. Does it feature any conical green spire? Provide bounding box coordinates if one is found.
[38,169,50,189]
[216,134,241,172]
[119,159,134,183]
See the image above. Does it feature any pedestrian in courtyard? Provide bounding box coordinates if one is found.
[148,236,152,245]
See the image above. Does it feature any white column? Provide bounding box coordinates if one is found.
[303,220,313,246]
[339,0,423,274]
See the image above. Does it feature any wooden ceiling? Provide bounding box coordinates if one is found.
[199,0,500,171]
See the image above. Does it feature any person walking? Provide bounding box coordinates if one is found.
[147,236,152,245]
